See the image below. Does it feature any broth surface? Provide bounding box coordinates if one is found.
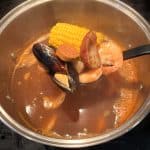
[9,35,144,139]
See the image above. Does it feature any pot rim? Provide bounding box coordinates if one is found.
[0,0,150,148]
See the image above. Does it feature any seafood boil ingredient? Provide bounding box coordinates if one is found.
[32,43,78,92]
[32,43,66,74]
[80,31,101,69]
[10,32,143,139]
[79,68,102,83]
[56,44,79,61]
[49,23,105,52]
[72,60,85,74]
[99,40,123,75]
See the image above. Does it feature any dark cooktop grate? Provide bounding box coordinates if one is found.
[0,0,150,150]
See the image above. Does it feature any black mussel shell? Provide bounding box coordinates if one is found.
[32,43,66,74]
[32,43,78,92]
[67,63,79,92]
[53,63,78,93]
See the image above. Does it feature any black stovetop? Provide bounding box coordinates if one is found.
[0,0,150,150]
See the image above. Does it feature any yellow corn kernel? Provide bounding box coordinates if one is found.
[49,23,105,52]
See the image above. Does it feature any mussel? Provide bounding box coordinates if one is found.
[32,43,66,74]
[32,43,78,92]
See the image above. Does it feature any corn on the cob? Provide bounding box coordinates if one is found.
[49,23,105,52]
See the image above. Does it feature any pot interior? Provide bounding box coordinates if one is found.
[0,0,150,145]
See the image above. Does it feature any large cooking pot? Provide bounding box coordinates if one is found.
[0,0,150,148]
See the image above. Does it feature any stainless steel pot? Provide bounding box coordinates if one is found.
[0,0,150,148]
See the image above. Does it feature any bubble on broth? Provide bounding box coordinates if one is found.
[65,134,72,139]
[10,50,21,62]
[39,116,43,119]
[83,128,88,133]
[77,132,87,137]
[10,52,16,60]
[40,91,44,95]
[77,128,88,138]
[139,84,144,90]
[17,81,22,86]
[43,96,53,110]
[5,95,11,100]
[33,97,37,102]
[25,105,34,117]
[24,72,31,80]
[128,44,132,48]
[5,95,14,103]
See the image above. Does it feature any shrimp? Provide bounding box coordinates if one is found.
[72,59,85,74]
[79,40,123,84]
[79,68,102,84]
[99,40,123,75]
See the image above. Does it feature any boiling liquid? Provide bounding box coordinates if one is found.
[10,38,143,139]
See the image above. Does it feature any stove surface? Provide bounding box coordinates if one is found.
[0,0,150,150]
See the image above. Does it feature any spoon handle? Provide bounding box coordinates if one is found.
[123,44,150,60]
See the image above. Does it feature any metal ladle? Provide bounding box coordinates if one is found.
[123,44,150,60]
